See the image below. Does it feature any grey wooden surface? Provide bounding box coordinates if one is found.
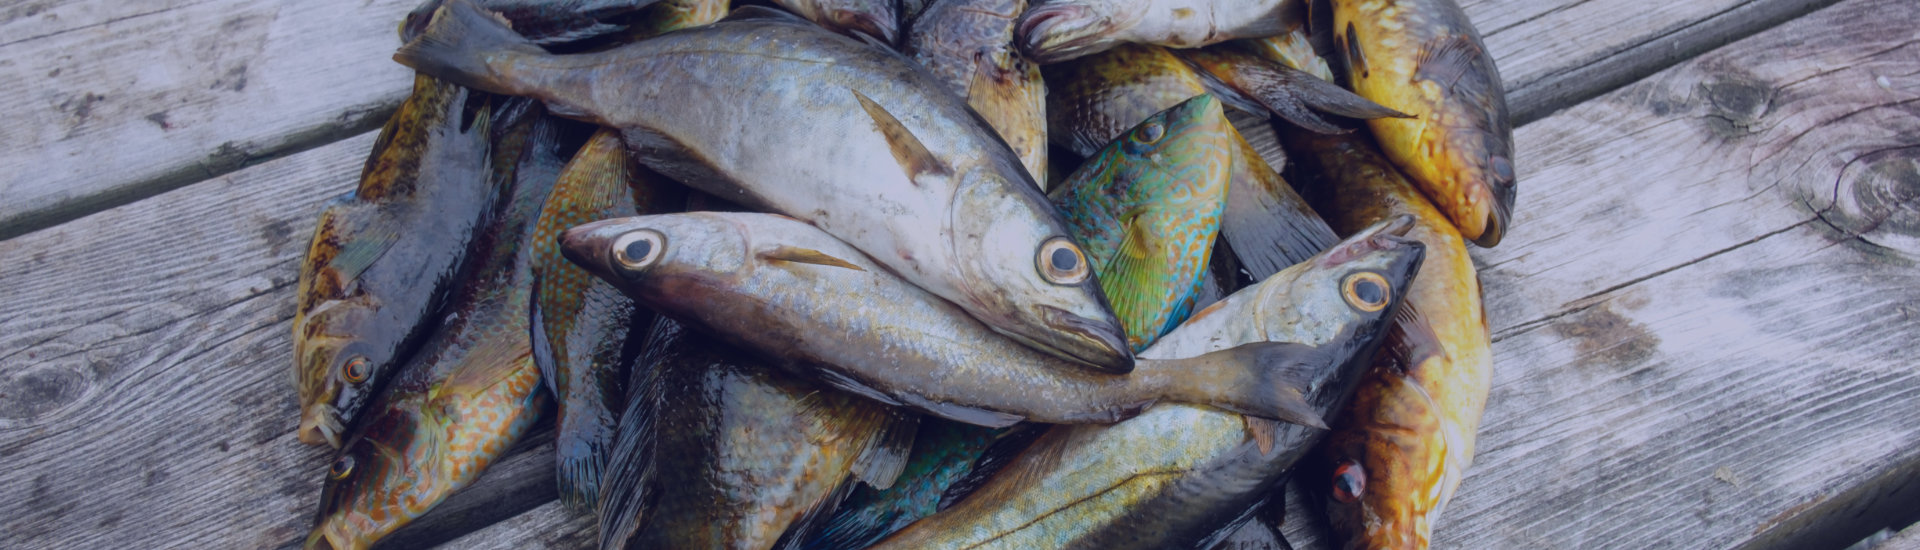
[0,0,1914,548]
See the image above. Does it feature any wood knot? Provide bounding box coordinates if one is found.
[0,363,90,422]
[1699,75,1775,139]
[1817,149,1920,260]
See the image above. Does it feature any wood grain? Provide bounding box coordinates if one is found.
[1271,0,1920,547]
[0,0,418,239]
[1882,524,1920,550]
[432,500,597,550]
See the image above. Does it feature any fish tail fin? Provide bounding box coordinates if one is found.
[1156,342,1334,429]
[553,410,618,512]
[394,0,545,96]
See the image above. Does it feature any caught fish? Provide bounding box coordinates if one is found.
[1329,0,1514,246]
[527,129,683,511]
[397,1,1134,373]
[1044,44,1338,282]
[867,217,1423,549]
[802,418,1015,550]
[597,318,915,550]
[292,75,496,448]
[1178,47,1409,135]
[562,211,1336,428]
[404,0,661,44]
[1051,93,1231,351]
[305,107,583,550]
[1285,129,1494,550]
[906,0,1048,187]
[1017,0,1301,63]
[769,0,900,44]
[1237,9,1332,82]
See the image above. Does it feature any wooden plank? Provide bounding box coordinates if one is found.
[0,132,554,549]
[0,0,1841,241]
[1882,524,1920,550]
[1464,0,1845,124]
[0,0,418,239]
[432,501,596,550]
[1272,0,1920,547]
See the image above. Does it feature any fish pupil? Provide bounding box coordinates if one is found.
[1356,280,1384,305]
[625,239,652,263]
[1050,248,1078,272]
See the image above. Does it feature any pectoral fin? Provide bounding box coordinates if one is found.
[758,246,867,271]
[849,412,919,490]
[852,89,953,185]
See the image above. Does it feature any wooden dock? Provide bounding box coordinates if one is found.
[2,0,1916,548]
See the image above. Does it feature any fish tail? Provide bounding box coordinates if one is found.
[1156,342,1335,429]
[394,0,545,96]
[553,413,616,511]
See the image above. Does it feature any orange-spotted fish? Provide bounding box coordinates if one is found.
[1050,93,1232,351]
[1286,128,1493,550]
[1328,0,1515,246]
[292,75,497,449]
[304,105,585,550]
[527,129,684,511]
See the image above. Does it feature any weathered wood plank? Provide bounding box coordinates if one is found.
[432,500,596,550]
[1463,0,1845,124]
[0,0,1840,241]
[0,0,418,239]
[1270,0,1920,547]
[1882,524,1920,550]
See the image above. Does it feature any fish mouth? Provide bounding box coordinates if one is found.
[298,404,344,448]
[559,220,625,277]
[834,8,898,46]
[1030,305,1135,373]
[1471,190,1512,247]
[1016,3,1116,64]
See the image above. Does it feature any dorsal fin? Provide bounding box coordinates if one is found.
[851,89,953,186]
[759,246,867,271]
[1343,22,1368,79]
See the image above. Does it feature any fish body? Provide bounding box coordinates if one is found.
[398,1,1133,373]
[1330,0,1514,246]
[769,0,900,44]
[906,0,1048,187]
[1051,94,1231,351]
[1285,129,1494,550]
[1239,13,1332,82]
[867,218,1423,550]
[528,129,684,510]
[598,319,913,550]
[305,108,581,550]
[802,418,1008,550]
[561,211,1335,428]
[1016,0,1301,63]
[1045,45,1339,283]
[292,75,496,448]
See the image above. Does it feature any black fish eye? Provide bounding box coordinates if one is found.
[1037,237,1090,285]
[329,455,355,480]
[1343,272,1391,312]
[612,230,667,271]
[1051,248,1078,271]
[342,356,370,384]
[1490,155,1515,183]
[1137,121,1165,144]
[1332,461,1365,503]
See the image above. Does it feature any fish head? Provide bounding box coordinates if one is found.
[293,297,399,449]
[949,165,1134,373]
[1109,92,1230,174]
[1214,215,1421,399]
[1427,119,1515,247]
[305,410,426,550]
[777,0,901,45]
[559,213,754,315]
[1308,360,1450,550]
[1016,0,1149,63]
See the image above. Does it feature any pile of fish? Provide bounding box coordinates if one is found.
[290,0,1509,548]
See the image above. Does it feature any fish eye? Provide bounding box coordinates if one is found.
[1342,272,1390,312]
[1490,155,1515,183]
[329,455,355,481]
[1036,237,1090,285]
[1332,460,1365,503]
[341,356,370,384]
[612,230,667,271]
[1135,121,1166,144]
